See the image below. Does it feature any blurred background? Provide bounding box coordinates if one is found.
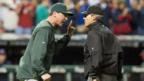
[0,0,144,81]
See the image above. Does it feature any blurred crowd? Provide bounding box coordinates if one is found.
[0,0,144,35]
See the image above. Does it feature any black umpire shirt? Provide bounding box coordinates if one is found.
[84,22,123,80]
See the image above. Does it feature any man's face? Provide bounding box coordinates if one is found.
[83,13,103,27]
[84,14,96,24]
[54,12,68,27]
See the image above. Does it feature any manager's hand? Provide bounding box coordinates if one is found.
[41,73,51,81]
[66,20,76,37]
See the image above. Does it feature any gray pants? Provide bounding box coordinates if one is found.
[87,74,118,81]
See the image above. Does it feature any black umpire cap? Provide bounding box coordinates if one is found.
[82,5,104,17]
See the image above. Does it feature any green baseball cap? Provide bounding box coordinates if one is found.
[49,3,74,16]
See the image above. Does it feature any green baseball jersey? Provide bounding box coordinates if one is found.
[17,20,70,80]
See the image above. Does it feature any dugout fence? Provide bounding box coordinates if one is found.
[0,65,144,81]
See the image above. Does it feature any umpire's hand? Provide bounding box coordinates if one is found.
[41,73,51,81]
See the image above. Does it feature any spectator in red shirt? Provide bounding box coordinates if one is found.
[112,1,133,35]
[16,0,35,35]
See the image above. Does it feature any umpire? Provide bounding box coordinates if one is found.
[82,6,123,81]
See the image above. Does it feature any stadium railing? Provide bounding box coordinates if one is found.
[0,65,144,81]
